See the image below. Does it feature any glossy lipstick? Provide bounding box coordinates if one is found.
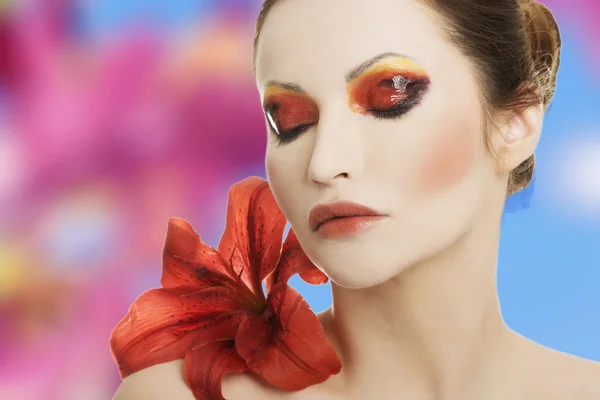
[308,201,387,239]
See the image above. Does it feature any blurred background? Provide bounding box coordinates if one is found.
[0,0,598,399]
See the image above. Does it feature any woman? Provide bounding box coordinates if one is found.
[111,0,600,399]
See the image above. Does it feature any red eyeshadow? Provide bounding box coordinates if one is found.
[348,69,429,114]
[263,93,319,134]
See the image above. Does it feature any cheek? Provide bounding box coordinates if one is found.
[416,117,481,195]
[265,152,299,222]
[265,155,284,203]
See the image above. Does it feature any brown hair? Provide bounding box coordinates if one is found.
[253,0,562,196]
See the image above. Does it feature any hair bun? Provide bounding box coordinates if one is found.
[521,0,562,110]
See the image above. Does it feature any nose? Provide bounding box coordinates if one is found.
[307,110,364,186]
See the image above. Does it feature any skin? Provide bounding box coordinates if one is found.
[113,0,600,398]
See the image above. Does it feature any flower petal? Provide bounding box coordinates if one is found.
[110,286,246,378]
[235,283,342,391]
[266,228,328,293]
[162,218,239,289]
[217,177,287,299]
[184,340,248,400]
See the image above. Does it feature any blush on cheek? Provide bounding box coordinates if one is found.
[416,121,479,196]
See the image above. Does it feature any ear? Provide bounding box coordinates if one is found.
[492,104,544,175]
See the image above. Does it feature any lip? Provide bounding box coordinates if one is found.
[308,201,387,238]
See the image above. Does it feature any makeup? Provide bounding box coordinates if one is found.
[262,84,319,144]
[316,216,386,239]
[347,56,430,118]
[416,113,479,196]
[308,201,388,240]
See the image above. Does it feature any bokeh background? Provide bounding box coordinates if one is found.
[0,0,598,399]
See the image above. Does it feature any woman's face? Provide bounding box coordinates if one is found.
[256,0,500,288]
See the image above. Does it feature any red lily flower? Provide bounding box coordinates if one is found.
[109,177,341,400]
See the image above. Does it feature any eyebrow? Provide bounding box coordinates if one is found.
[345,52,414,83]
[264,81,306,93]
[264,52,415,93]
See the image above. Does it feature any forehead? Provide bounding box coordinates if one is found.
[255,0,452,91]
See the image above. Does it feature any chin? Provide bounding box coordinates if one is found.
[301,235,418,289]
[299,222,462,289]
[326,265,401,289]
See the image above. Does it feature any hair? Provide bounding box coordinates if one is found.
[253,0,562,196]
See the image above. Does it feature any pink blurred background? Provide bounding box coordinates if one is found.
[0,1,598,399]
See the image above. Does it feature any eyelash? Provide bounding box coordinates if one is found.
[369,102,414,120]
[369,80,428,120]
[269,80,428,145]
[273,123,312,146]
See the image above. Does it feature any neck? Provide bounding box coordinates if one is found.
[320,204,520,399]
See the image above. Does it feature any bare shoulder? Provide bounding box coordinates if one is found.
[556,353,600,399]
[113,360,195,400]
[112,359,276,400]
[529,343,600,400]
